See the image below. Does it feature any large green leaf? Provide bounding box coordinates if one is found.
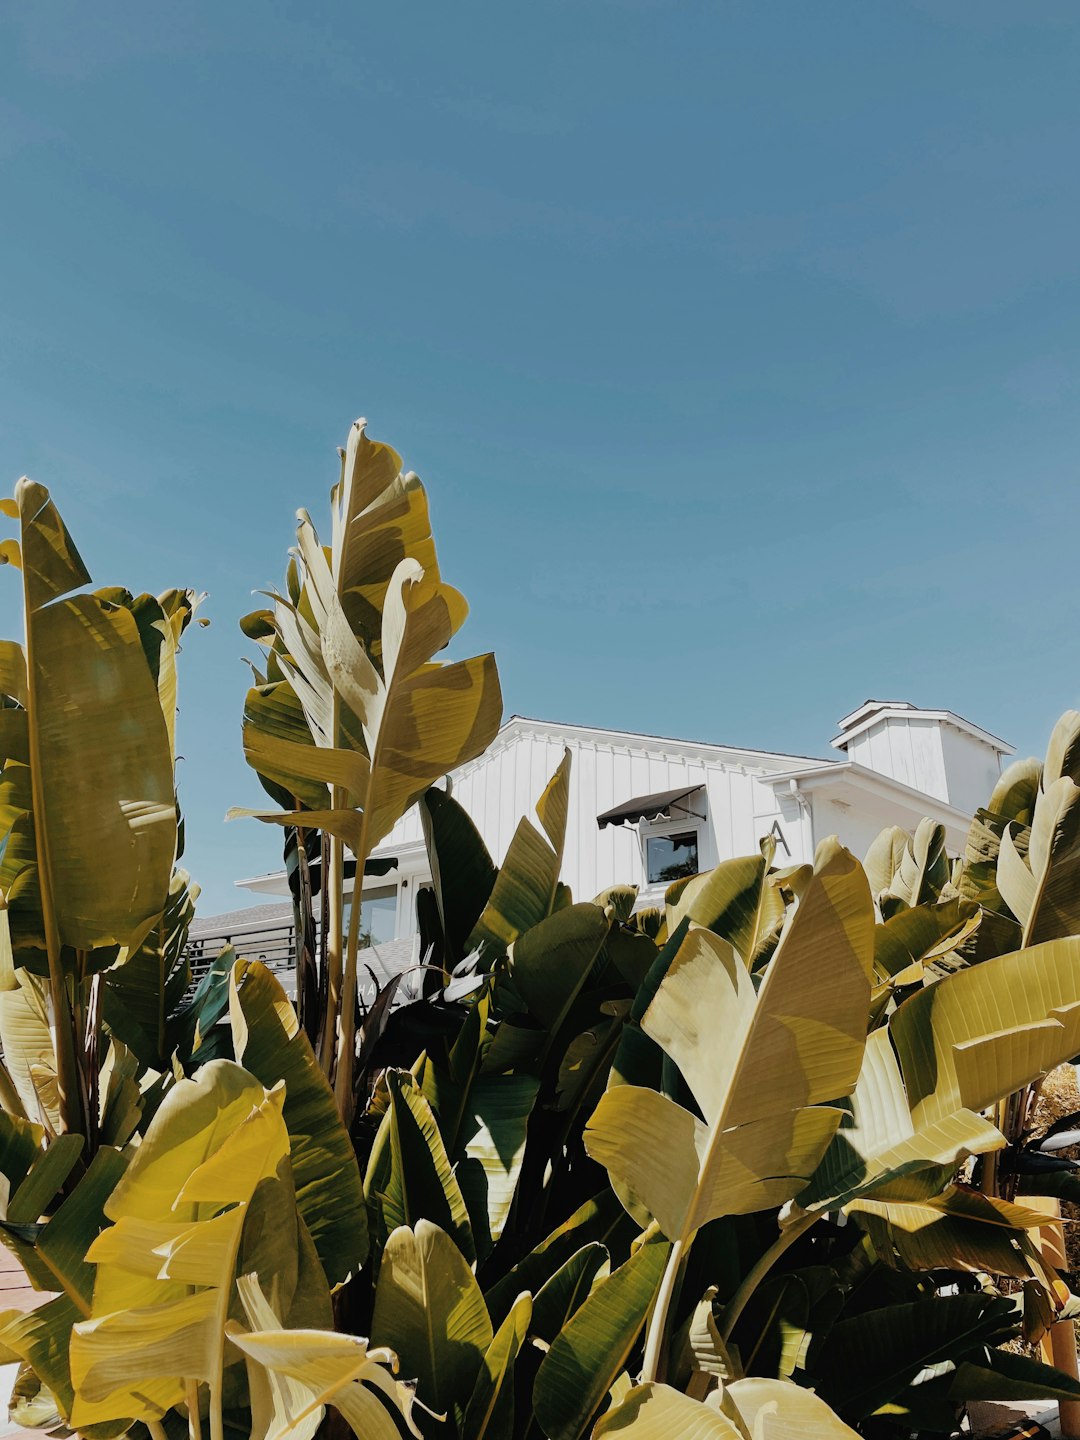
[230,958,368,1283]
[419,784,497,967]
[4,480,177,955]
[365,1070,475,1264]
[468,751,572,954]
[812,1293,1018,1419]
[594,1378,864,1440]
[665,853,785,968]
[586,839,874,1238]
[949,1346,1080,1404]
[847,1186,1060,1296]
[67,1061,296,1429]
[483,1189,634,1329]
[230,1274,418,1440]
[455,1070,539,1255]
[533,1236,671,1440]
[872,896,980,979]
[795,1028,1004,1214]
[727,1378,865,1438]
[417,992,539,1256]
[370,1219,492,1418]
[889,934,1080,1127]
[530,1242,610,1344]
[101,867,198,1072]
[462,1291,531,1440]
[592,1382,741,1439]
[510,901,611,1039]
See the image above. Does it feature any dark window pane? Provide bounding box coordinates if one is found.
[344,885,398,947]
[647,831,699,885]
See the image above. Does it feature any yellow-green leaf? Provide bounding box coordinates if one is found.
[370,1220,492,1417]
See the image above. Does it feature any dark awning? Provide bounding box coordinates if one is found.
[596,785,703,831]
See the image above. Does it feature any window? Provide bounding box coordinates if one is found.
[646,830,699,885]
[344,885,398,948]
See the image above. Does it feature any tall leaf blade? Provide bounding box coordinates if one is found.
[370,1220,492,1418]
[230,959,369,1282]
[889,935,1080,1126]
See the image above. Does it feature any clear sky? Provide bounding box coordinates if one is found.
[2,1,1079,913]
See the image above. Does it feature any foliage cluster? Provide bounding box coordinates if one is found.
[2,423,1080,1440]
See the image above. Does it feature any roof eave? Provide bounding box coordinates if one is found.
[769,761,975,828]
[830,707,1013,755]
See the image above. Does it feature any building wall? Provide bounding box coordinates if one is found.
[939,724,1004,816]
[369,722,810,909]
[842,717,949,800]
[808,787,968,864]
[235,710,1003,942]
[839,713,1003,815]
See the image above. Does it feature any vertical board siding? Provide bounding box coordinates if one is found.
[371,722,814,903]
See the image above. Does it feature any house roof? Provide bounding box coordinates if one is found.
[768,760,975,829]
[189,901,294,936]
[491,714,832,768]
[832,700,1012,754]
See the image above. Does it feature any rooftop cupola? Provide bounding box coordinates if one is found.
[832,700,1013,819]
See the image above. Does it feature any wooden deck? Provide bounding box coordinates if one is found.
[0,1244,55,1439]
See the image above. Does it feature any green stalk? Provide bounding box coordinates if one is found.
[642,1201,821,1381]
[334,795,375,1122]
[719,1211,820,1342]
[319,814,345,1077]
[334,880,363,1122]
[186,1380,203,1440]
[641,1237,686,1383]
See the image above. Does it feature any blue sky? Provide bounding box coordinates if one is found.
[2,1,1079,913]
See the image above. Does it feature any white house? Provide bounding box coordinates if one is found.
[225,700,1011,954]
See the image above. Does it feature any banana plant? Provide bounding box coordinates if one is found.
[0,1118,128,1435]
[0,479,201,1142]
[0,945,360,1431]
[583,837,875,1383]
[232,420,502,1121]
[415,756,664,1255]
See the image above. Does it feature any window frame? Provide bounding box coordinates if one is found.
[640,816,703,888]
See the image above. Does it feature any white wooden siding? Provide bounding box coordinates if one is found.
[368,718,812,904]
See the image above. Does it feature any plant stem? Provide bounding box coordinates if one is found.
[147,1422,169,1440]
[319,815,345,1076]
[334,874,365,1123]
[641,1237,685,1384]
[186,1380,203,1440]
[719,1211,821,1342]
